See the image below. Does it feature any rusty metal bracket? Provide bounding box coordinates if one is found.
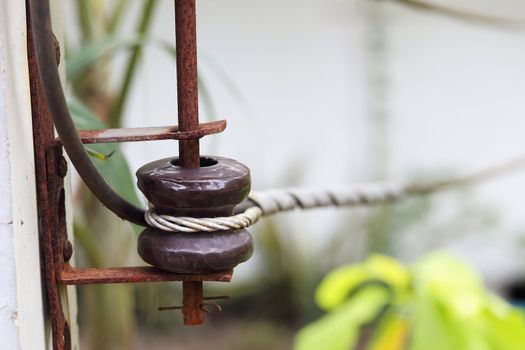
[50,120,226,146]
[27,13,231,350]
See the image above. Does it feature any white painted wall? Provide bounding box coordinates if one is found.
[0,1,47,349]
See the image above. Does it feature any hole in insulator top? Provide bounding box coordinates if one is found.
[171,157,218,168]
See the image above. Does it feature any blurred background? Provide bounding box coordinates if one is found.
[63,0,525,349]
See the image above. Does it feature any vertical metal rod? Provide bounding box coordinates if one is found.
[27,10,71,349]
[182,281,205,325]
[175,0,205,325]
[175,0,200,168]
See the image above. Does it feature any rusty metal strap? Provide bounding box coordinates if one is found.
[60,265,232,285]
[51,121,226,146]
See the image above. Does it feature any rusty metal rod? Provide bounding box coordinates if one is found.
[27,0,147,226]
[182,281,205,325]
[175,0,205,325]
[175,0,200,168]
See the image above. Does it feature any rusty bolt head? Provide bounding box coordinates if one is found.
[58,157,68,177]
[63,240,73,262]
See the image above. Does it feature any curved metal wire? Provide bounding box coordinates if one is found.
[28,0,147,226]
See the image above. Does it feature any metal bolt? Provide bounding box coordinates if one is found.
[175,0,204,326]
[63,240,73,262]
[58,156,68,177]
[175,0,200,168]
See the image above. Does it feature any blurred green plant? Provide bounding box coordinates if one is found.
[295,253,525,350]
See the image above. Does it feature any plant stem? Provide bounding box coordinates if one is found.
[110,0,158,127]
[78,0,94,42]
[107,0,129,33]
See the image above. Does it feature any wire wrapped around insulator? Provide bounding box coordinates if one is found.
[28,0,147,226]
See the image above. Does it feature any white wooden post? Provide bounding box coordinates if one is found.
[0,1,78,349]
[0,1,47,348]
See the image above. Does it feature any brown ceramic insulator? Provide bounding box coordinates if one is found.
[136,156,254,274]
[137,156,251,217]
[138,229,253,274]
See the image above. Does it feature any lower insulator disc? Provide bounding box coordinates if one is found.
[138,228,254,274]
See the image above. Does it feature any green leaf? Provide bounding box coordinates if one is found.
[107,0,130,33]
[316,255,409,311]
[67,95,106,129]
[412,252,485,317]
[66,35,144,81]
[411,253,525,350]
[88,144,141,207]
[86,148,115,160]
[77,0,95,41]
[294,286,390,350]
[300,252,525,350]
[411,295,471,350]
[481,298,525,350]
[412,252,482,291]
[110,0,158,127]
[370,311,410,350]
[67,96,141,208]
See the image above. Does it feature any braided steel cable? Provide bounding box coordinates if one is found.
[145,206,263,233]
[145,183,403,233]
[146,155,525,233]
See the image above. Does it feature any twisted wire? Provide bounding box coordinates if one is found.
[145,206,263,233]
[145,183,405,233]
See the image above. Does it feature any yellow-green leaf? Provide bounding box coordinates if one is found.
[295,286,390,350]
[316,255,409,311]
